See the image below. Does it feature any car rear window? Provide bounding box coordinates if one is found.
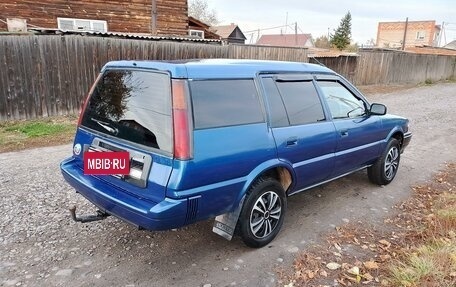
[80,69,172,153]
[189,79,264,129]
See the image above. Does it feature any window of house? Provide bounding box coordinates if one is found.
[57,18,108,32]
[416,31,425,40]
[275,80,325,125]
[317,81,366,119]
[189,29,204,38]
[190,79,264,129]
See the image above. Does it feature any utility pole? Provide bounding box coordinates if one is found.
[295,22,298,46]
[401,17,408,50]
[438,22,444,47]
[285,12,288,34]
[151,0,157,35]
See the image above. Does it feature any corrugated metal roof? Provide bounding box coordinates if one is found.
[27,28,223,44]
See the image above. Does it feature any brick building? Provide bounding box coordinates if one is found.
[0,0,188,35]
[376,20,440,48]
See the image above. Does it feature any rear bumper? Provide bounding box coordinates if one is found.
[401,132,412,153]
[60,157,187,230]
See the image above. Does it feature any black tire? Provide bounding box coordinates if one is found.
[237,177,287,248]
[368,138,401,185]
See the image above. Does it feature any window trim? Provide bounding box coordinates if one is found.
[189,78,265,130]
[274,78,326,126]
[189,29,204,39]
[57,17,108,32]
[416,31,425,40]
[316,79,368,120]
[80,68,174,155]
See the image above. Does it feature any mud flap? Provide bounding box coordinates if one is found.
[212,196,245,241]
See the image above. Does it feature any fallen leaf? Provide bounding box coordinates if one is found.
[363,261,379,270]
[337,278,348,286]
[379,254,391,262]
[347,266,360,276]
[344,272,361,284]
[379,239,391,247]
[363,272,374,281]
[326,262,342,270]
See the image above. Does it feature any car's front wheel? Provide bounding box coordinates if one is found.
[237,178,286,248]
[368,138,401,185]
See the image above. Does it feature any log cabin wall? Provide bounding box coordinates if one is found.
[0,0,188,35]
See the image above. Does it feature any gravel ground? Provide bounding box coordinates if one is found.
[1,83,456,287]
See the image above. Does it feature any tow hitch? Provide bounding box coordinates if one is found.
[69,206,110,223]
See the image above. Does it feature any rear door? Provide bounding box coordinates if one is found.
[260,75,337,193]
[78,68,174,203]
[315,76,383,176]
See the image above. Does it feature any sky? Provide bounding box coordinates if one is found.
[205,0,456,46]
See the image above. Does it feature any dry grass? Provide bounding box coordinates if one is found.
[278,163,456,287]
[0,115,77,153]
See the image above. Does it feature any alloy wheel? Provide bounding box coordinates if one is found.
[249,191,282,239]
[384,146,399,180]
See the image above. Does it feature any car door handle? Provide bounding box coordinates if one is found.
[286,137,298,146]
[340,130,349,137]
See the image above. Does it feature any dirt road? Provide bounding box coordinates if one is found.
[1,83,455,287]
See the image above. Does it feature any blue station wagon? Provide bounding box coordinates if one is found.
[61,59,411,247]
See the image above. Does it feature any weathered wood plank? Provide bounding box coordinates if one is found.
[1,34,455,120]
[0,0,188,35]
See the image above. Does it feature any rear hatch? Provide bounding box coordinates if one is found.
[75,68,174,203]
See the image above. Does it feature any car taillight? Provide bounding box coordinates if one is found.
[77,96,89,126]
[78,74,102,126]
[172,79,192,160]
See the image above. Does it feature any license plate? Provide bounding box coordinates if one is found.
[83,151,130,175]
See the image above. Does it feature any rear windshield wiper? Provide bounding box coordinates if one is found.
[91,118,118,135]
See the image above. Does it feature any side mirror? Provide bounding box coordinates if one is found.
[370,103,387,115]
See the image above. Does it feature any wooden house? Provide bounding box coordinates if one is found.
[0,0,188,35]
[211,24,246,44]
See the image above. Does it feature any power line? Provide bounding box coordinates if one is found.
[244,23,296,34]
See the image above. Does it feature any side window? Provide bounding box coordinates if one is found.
[275,81,325,125]
[261,78,289,127]
[190,79,264,129]
[318,81,366,119]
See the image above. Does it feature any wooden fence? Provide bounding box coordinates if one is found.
[309,55,358,83]
[0,35,308,120]
[310,51,456,86]
[353,50,456,85]
[1,34,455,121]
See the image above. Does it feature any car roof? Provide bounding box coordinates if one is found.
[102,59,336,79]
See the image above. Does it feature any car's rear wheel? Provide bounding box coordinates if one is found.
[237,178,286,248]
[368,138,401,185]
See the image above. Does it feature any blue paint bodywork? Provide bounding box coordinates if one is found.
[60,59,411,231]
